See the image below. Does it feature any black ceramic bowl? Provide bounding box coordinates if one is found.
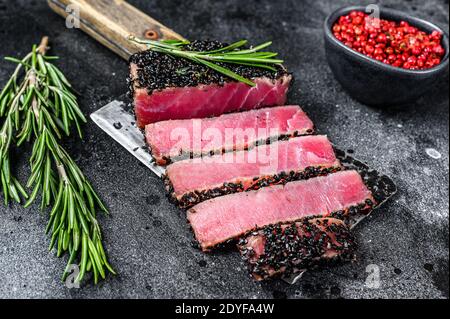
[324,6,449,106]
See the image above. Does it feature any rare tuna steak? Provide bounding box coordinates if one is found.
[129,41,292,128]
[165,135,341,208]
[187,170,374,251]
[146,105,314,165]
[238,218,356,281]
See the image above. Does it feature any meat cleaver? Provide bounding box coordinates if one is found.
[47,0,185,177]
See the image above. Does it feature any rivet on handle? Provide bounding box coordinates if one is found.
[144,29,159,40]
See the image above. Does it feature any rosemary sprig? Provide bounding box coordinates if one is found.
[0,37,115,284]
[129,36,284,86]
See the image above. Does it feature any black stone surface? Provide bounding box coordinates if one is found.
[0,0,448,299]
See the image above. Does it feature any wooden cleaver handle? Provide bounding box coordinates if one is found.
[47,0,185,60]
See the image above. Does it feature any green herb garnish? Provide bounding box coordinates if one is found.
[129,36,283,86]
[0,36,115,284]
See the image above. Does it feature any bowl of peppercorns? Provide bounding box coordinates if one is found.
[324,6,448,106]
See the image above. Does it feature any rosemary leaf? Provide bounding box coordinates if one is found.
[193,57,256,86]
[202,39,248,54]
[217,60,278,72]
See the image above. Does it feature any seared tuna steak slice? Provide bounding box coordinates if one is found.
[146,105,314,165]
[238,218,356,281]
[165,135,341,208]
[187,170,374,251]
[129,40,292,127]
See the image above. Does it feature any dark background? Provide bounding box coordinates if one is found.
[0,0,448,299]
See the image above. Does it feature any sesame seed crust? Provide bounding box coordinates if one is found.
[128,40,289,95]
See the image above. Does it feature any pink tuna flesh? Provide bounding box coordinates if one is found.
[187,170,374,251]
[131,60,292,128]
[165,135,341,208]
[146,105,314,165]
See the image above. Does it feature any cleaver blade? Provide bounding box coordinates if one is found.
[90,100,165,178]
